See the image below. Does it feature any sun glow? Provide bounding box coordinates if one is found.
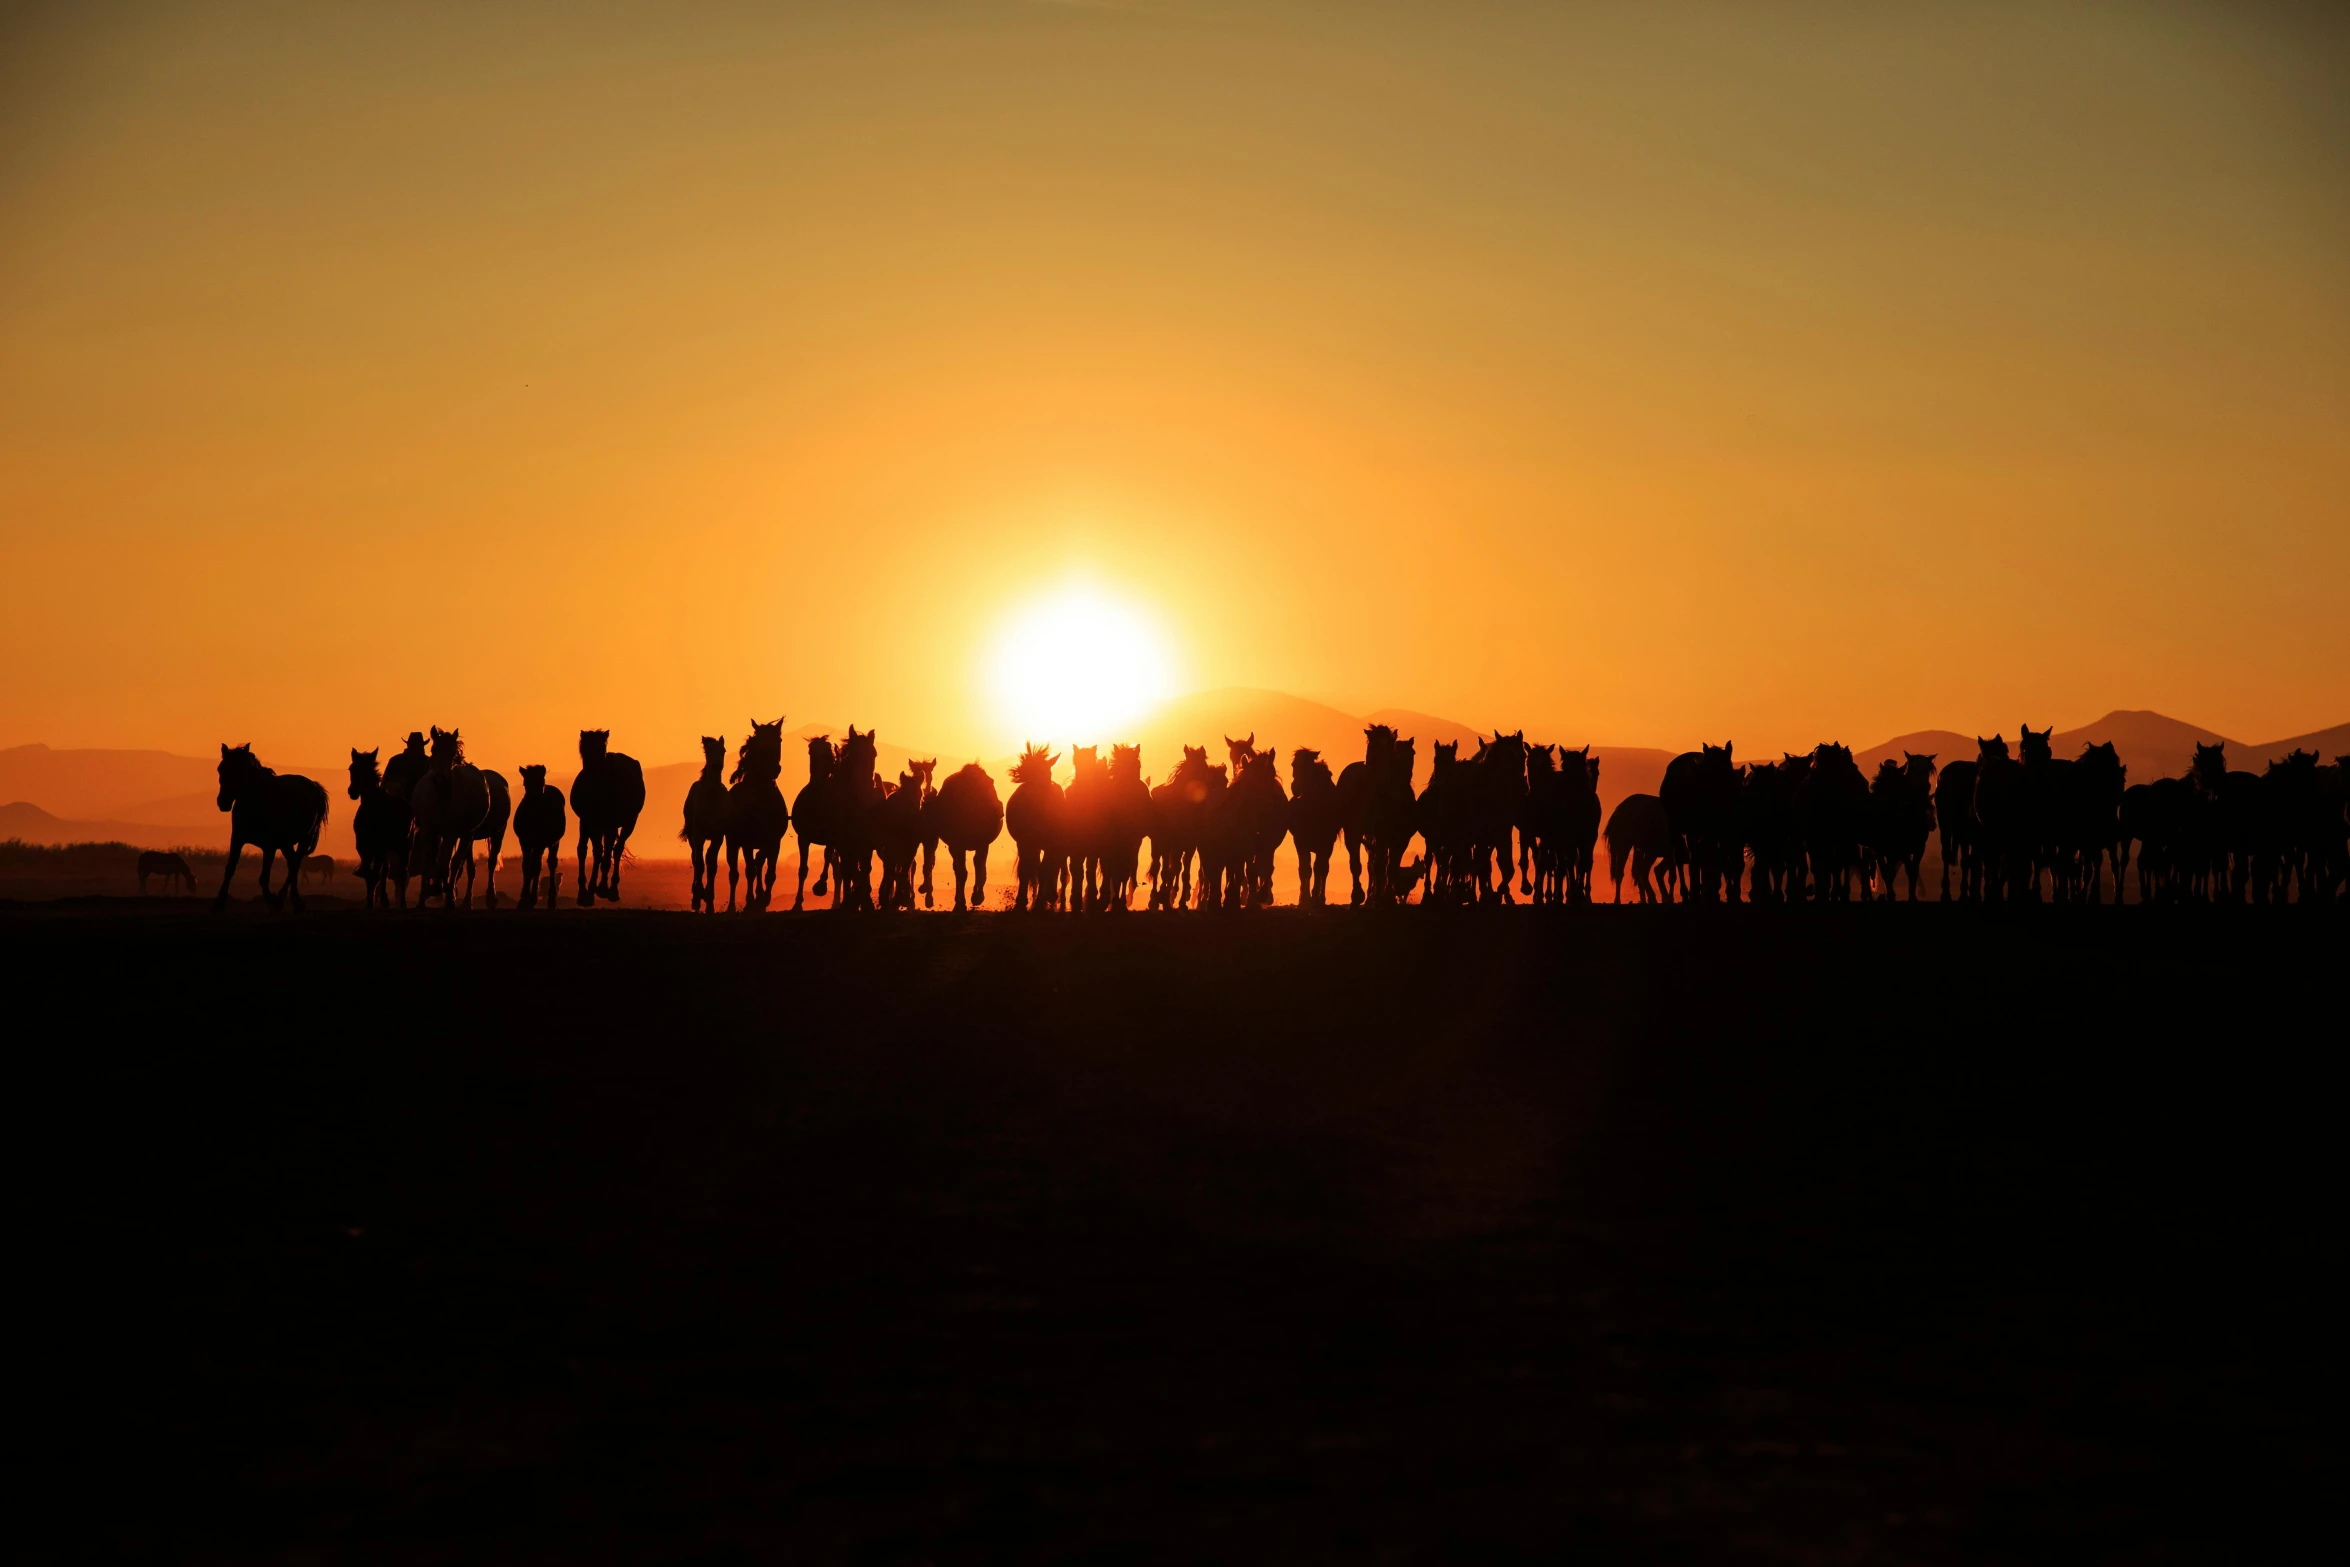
[989,585,1175,746]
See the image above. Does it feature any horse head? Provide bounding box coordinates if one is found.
[910,758,937,796]
[347,747,380,800]
[430,726,465,770]
[1225,733,1257,769]
[579,729,610,765]
[1109,743,1143,782]
[838,728,878,779]
[2019,725,2053,765]
[217,742,257,809]
[1012,744,1058,786]
[1977,734,2009,763]
[2191,741,2227,788]
[701,735,727,775]
[1903,752,1939,791]
[1363,724,1397,764]
[520,764,548,795]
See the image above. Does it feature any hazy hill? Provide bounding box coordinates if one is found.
[0,744,219,818]
[2241,721,2350,768]
[1,799,216,851]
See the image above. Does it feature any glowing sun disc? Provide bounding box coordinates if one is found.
[990,587,1173,743]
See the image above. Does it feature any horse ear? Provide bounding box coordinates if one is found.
[221,743,231,758]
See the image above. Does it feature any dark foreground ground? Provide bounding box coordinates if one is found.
[7,905,2344,1562]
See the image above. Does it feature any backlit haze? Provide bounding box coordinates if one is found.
[3,1,2346,772]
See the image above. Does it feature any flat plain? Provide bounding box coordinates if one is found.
[8,903,2342,1561]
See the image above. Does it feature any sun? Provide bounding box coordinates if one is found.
[989,585,1175,745]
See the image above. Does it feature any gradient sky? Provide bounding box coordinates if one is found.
[3,0,2345,768]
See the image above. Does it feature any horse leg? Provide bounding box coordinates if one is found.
[212,838,246,911]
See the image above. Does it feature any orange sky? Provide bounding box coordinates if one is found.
[3,1,2345,770]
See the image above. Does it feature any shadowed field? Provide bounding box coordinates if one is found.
[8,906,2343,1560]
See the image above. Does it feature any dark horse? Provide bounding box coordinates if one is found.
[212,744,329,912]
[1006,744,1065,913]
[513,764,567,909]
[725,719,791,912]
[1288,747,1341,907]
[680,735,732,913]
[573,729,646,905]
[920,761,1004,912]
[347,747,410,909]
[136,851,197,895]
[791,735,838,911]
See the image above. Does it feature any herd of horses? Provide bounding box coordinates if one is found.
[210,728,645,912]
[206,718,2349,913]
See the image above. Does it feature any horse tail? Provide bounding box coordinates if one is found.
[302,781,328,855]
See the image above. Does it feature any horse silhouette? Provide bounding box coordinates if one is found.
[573,729,646,905]
[1098,743,1153,911]
[920,761,1003,911]
[1797,742,1870,902]
[1191,758,1238,909]
[1343,725,1418,907]
[1934,754,1980,901]
[681,735,731,912]
[212,743,329,912]
[1226,741,1288,909]
[1739,759,1798,903]
[823,727,887,911]
[725,719,791,911]
[791,735,838,910]
[1062,745,1114,912]
[2255,749,2326,905]
[873,758,935,912]
[1467,731,1529,904]
[513,764,567,909]
[1554,745,1602,903]
[136,850,196,895]
[1287,748,1341,907]
[1005,744,1065,912]
[410,727,507,909]
[1662,742,1740,902]
[1521,744,1564,902]
[1148,745,1215,910]
[348,747,410,909]
[1867,753,1937,901]
[1604,793,1677,903]
[1972,734,2028,901]
[1417,739,1467,902]
[380,730,431,906]
[2057,741,2126,902]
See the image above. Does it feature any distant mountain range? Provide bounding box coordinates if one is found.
[6,704,2344,854]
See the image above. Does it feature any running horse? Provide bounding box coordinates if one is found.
[211,744,329,912]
